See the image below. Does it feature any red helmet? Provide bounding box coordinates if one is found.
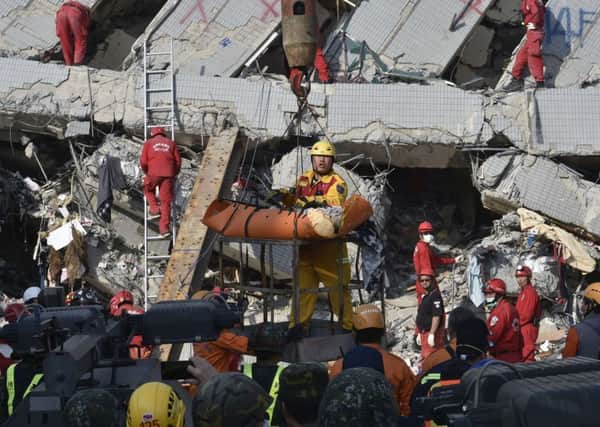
[483,278,506,295]
[418,221,433,233]
[150,127,166,137]
[4,303,26,323]
[419,267,435,277]
[109,290,134,317]
[515,265,532,278]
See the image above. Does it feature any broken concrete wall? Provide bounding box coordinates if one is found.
[475,151,600,240]
[124,0,281,77]
[0,57,494,164]
[324,0,494,80]
[0,58,129,134]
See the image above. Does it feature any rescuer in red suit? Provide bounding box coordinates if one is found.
[55,1,90,66]
[504,0,546,90]
[483,279,523,363]
[140,127,181,238]
[515,265,541,362]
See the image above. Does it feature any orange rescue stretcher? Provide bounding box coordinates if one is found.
[202,194,373,240]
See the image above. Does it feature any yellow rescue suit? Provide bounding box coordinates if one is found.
[288,170,352,330]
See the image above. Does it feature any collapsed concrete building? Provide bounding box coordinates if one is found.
[1,0,600,362]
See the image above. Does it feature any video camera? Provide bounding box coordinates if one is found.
[414,357,600,427]
[2,298,241,427]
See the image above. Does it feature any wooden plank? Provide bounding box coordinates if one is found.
[157,127,238,360]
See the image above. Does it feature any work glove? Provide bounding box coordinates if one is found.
[301,199,328,209]
[427,333,435,347]
[266,189,287,206]
[415,334,422,346]
[187,356,217,386]
[455,254,464,263]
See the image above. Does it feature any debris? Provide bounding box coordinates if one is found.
[476,152,600,240]
[47,220,87,251]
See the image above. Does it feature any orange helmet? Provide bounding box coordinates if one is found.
[150,127,166,137]
[352,304,384,330]
[110,290,134,317]
[483,278,506,296]
[515,265,532,277]
[584,283,600,305]
[418,221,433,233]
[4,303,26,323]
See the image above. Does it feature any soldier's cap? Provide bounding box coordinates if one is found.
[64,388,120,427]
[193,372,271,427]
[319,367,400,427]
[279,362,329,403]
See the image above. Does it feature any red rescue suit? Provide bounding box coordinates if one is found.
[116,304,152,359]
[140,133,181,234]
[56,1,90,66]
[515,282,541,362]
[512,0,546,82]
[413,241,454,304]
[487,299,523,363]
[0,338,14,375]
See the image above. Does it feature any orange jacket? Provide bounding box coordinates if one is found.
[193,330,249,373]
[330,343,416,416]
[562,327,578,358]
[420,339,456,376]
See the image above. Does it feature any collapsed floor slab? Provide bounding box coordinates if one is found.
[324,0,494,79]
[124,0,280,77]
[475,151,600,240]
[0,58,502,167]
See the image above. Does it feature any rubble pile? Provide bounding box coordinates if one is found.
[0,169,40,230]
[467,212,562,300]
[81,133,197,215]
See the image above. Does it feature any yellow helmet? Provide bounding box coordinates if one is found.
[584,283,600,305]
[310,140,336,157]
[352,304,385,330]
[126,382,185,427]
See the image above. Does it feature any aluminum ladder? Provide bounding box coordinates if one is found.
[142,37,177,310]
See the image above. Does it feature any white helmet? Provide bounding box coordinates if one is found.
[23,286,41,303]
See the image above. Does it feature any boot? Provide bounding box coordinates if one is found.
[502,76,523,92]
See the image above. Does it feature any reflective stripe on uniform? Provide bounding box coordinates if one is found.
[420,372,441,385]
[6,364,43,416]
[242,363,286,422]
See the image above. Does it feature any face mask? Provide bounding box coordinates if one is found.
[423,234,434,243]
[485,295,496,303]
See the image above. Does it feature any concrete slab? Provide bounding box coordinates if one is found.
[125,0,280,77]
[324,0,494,79]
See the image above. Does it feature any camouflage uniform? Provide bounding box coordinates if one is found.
[278,363,329,425]
[64,389,120,427]
[279,362,328,403]
[193,373,271,427]
[319,367,400,427]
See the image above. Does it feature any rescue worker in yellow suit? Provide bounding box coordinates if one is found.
[275,140,352,339]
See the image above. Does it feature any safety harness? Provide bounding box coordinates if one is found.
[243,364,285,422]
[6,364,43,416]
